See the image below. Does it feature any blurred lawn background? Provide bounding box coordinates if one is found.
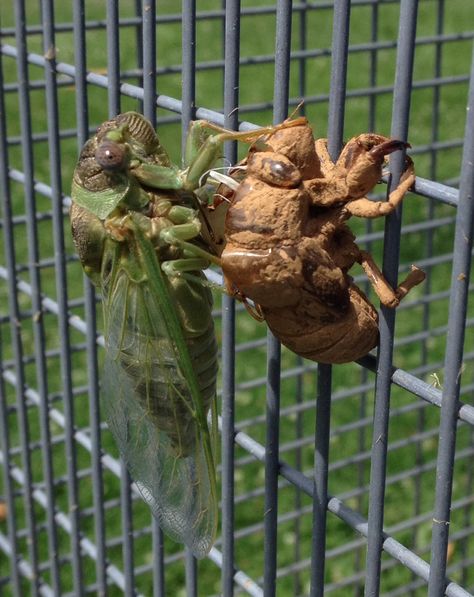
[0,1,473,595]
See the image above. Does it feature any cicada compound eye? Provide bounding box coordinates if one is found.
[95,139,126,171]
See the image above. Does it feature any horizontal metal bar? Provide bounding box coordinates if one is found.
[231,423,473,508]
[208,548,263,597]
[225,418,471,597]
[7,255,470,427]
[0,533,54,597]
[0,42,470,150]
[0,1,441,40]
[358,355,474,425]
[0,453,137,595]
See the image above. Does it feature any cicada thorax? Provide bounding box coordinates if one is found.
[101,205,218,458]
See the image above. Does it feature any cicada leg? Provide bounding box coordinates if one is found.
[160,205,222,268]
[183,117,308,190]
[359,250,426,307]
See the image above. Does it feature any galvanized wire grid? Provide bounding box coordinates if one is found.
[0,1,473,596]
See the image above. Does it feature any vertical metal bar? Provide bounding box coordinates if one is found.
[107,0,121,117]
[412,5,445,595]
[263,341,281,597]
[12,2,47,593]
[72,1,108,594]
[368,2,379,132]
[294,3,308,587]
[293,356,305,597]
[327,0,351,156]
[184,550,197,596]
[105,3,136,592]
[365,3,419,596]
[181,0,196,151]
[152,519,165,597]
[142,0,157,125]
[310,3,351,595]
[181,1,199,589]
[221,2,241,595]
[40,1,84,593]
[120,466,136,597]
[141,5,166,589]
[272,1,293,123]
[359,0,376,567]
[429,0,445,181]
[297,0,308,114]
[309,364,332,597]
[428,44,474,597]
[362,25,378,582]
[0,42,23,597]
[263,4,293,596]
[134,0,144,111]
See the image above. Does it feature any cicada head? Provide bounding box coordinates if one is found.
[71,133,133,220]
[72,114,161,220]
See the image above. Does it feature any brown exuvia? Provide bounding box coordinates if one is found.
[219,117,425,364]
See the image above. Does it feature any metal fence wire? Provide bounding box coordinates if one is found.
[0,0,473,595]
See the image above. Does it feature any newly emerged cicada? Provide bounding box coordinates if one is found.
[70,112,269,556]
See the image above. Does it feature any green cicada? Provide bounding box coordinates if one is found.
[70,112,264,557]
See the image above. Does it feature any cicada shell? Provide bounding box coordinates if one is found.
[219,117,425,364]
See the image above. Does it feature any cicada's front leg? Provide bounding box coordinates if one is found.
[305,135,413,211]
[342,158,416,218]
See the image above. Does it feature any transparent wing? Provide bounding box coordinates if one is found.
[101,241,218,558]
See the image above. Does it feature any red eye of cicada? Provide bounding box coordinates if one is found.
[95,139,126,171]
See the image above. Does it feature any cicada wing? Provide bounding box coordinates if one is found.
[101,269,217,558]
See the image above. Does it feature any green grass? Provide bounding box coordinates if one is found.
[0,1,473,595]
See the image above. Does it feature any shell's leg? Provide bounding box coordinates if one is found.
[306,139,362,206]
[314,138,339,176]
[359,250,425,308]
[299,139,346,207]
[343,160,415,218]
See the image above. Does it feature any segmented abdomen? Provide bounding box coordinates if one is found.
[263,284,379,364]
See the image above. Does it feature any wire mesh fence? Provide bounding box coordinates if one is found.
[0,1,473,595]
